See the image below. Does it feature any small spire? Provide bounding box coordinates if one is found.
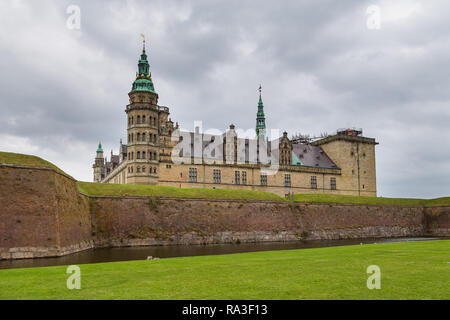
[97,142,103,153]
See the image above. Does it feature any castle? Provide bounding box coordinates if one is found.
[93,41,378,197]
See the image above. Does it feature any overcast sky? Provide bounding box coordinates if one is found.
[0,0,449,198]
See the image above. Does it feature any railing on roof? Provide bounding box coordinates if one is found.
[336,128,363,136]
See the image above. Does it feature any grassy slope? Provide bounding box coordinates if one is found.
[77,182,284,201]
[293,193,450,207]
[0,240,449,300]
[0,151,67,176]
[78,181,450,206]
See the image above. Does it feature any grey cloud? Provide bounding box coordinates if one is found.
[0,0,448,197]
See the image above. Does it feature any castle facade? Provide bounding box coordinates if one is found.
[93,43,378,197]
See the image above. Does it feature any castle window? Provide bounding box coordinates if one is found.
[242,171,247,185]
[213,169,221,184]
[142,115,146,124]
[284,174,291,187]
[137,166,141,173]
[154,152,157,160]
[142,133,146,142]
[149,116,153,125]
[189,168,197,182]
[142,166,146,173]
[131,133,134,142]
[234,171,240,185]
[154,168,157,174]
[137,151,141,159]
[137,116,141,124]
[142,151,146,159]
[260,173,267,186]
[310,176,317,189]
[330,177,336,190]
[137,133,141,142]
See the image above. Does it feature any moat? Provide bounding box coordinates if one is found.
[0,237,446,270]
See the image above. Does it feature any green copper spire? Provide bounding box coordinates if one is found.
[131,37,156,93]
[256,85,266,138]
[97,142,103,153]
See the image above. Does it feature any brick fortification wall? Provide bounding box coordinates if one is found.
[91,197,427,247]
[0,165,448,259]
[0,165,93,259]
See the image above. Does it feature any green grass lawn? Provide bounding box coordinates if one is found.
[0,240,448,300]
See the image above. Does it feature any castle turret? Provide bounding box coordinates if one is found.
[93,142,105,182]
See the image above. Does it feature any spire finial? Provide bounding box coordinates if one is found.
[140,33,146,52]
[258,84,262,98]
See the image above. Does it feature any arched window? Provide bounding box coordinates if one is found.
[142,133,146,142]
[131,116,134,124]
[153,167,157,174]
[137,133,141,141]
[137,151,141,159]
[142,151,146,159]
[131,133,134,142]
[154,152,157,160]
[142,115,146,124]
[137,166,141,173]
[137,116,141,124]
[142,166,146,173]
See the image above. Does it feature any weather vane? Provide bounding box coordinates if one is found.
[258,84,262,97]
[140,33,146,47]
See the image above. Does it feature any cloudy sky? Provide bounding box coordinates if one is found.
[0,0,449,198]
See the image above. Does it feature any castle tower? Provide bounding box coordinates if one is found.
[125,38,169,184]
[256,85,266,139]
[93,142,105,182]
[312,129,378,196]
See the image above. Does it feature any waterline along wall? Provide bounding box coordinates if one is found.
[0,164,449,260]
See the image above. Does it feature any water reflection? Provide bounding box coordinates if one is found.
[0,237,445,270]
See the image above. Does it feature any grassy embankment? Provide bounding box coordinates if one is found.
[78,182,450,207]
[0,240,449,299]
[0,151,68,176]
[2,151,449,206]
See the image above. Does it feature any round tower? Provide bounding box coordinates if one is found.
[125,39,163,184]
